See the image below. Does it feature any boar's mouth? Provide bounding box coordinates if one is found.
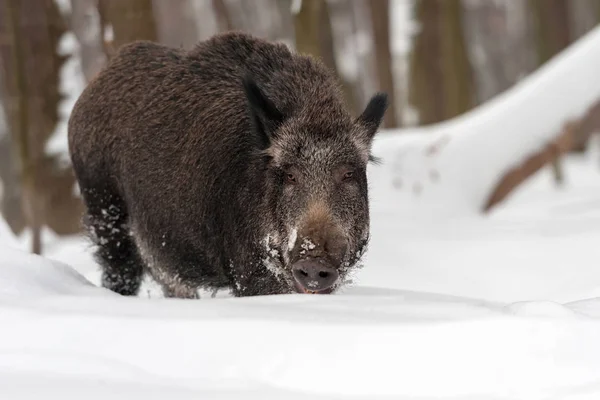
[293,280,334,294]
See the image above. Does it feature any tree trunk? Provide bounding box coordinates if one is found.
[440,0,474,122]
[212,0,233,32]
[462,0,538,105]
[153,0,199,50]
[102,0,158,55]
[0,133,26,234]
[529,0,571,185]
[567,0,600,152]
[319,0,357,116]
[294,0,323,57]
[0,0,82,252]
[368,0,398,128]
[70,0,106,82]
[1,0,37,253]
[293,0,357,115]
[408,0,474,125]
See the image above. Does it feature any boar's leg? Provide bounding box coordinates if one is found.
[80,181,145,296]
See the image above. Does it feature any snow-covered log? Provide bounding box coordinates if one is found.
[370,26,600,217]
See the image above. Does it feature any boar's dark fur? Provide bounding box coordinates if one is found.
[68,32,387,298]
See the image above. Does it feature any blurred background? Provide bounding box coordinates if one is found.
[1,0,600,256]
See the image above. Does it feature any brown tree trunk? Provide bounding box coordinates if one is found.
[319,0,357,116]
[0,0,83,251]
[1,0,37,253]
[0,133,26,234]
[529,0,571,185]
[102,0,158,55]
[153,0,199,49]
[294,0,323,57]
[462,0,538,105]
[293,0,357,115]
[567,0,600,153]
[212,0,233,32]
[368,0,398,128]
[409,0,474,125]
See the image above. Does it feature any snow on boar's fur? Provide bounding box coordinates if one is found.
[68,32,387,298]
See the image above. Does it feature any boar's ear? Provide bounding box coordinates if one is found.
[242,75,285,149]
[355,92,388,143]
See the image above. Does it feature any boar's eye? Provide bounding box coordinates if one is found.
[286,172,297,184]
[343,171,354,181]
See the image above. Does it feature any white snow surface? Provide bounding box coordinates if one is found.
[4,25,600,400]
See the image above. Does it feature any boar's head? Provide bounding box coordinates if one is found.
[243,75,387,294]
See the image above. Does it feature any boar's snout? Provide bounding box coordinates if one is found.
[292,259,339,294]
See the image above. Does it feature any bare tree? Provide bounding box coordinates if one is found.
[294,0,323,57]
[326,0,364,116]
[462,0,538,104]
[568,0,598,41]
[0,83,25,234]
[291,0,358,115]
[368,0,398,128]
[70,0,106,83]
[153,0,199,49]
[409,0,474,125]
[101,0,158,56]
[567,0,600,152]
[0,0,73,253]
[529,0,572,184]
[212,0,233,33]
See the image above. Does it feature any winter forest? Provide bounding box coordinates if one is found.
[2,0,600,399]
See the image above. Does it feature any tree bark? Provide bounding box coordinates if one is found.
[319,0,357,116]
[102,0,158,55]
[70,0,106,82]
[462,0,538,105]
[293,0,357,115]
[153,0,199,50]
[0,127,26,235]
[0,0,83,251]
[409,0,474,126]
[1,0,37,253]
[368,0,398,128]
[567,0,600,152]
[294,0,323,57]
[529,0,571,185]
[212,0,233,32]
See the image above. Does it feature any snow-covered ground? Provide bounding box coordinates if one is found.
[3,147,600,400]
[4,22,600,400]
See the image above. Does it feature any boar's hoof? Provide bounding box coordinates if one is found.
[292,259,338,294]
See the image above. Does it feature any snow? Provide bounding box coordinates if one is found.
[290,0,302,15]
[0,215,18,249]
[3,22,600,400]
[4,176,600,400]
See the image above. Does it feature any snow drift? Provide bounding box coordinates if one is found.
[3,241,600,400]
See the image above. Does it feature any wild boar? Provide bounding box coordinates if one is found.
[68,32,387,298]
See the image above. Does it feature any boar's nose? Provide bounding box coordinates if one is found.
[292,259,339,293]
